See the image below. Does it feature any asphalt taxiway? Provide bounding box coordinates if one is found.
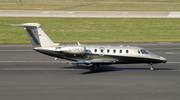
[0,43,180,100]
[1,10,180,18]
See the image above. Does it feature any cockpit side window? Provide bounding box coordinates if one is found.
[141,50,146,54]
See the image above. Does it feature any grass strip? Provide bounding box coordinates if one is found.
[0,17,180,43]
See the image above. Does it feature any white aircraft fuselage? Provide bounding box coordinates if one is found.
[13,23,167,71]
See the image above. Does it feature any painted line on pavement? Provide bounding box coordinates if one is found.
[167,62,180,63]
[0,68,83,71]
[171,69,180,71]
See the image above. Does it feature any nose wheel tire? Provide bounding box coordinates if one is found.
[150,66,154,71]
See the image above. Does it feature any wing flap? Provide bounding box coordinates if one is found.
[68,58,118,65]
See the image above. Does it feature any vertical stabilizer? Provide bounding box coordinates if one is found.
[12,23,54,47]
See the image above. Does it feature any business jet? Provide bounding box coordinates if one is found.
[12,23,167,71]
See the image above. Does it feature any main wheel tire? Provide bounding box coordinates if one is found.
[89,66,94,71]
[89,65,99,71]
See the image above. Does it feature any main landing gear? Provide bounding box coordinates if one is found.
[89,64,99,71]
[149,63,154,71]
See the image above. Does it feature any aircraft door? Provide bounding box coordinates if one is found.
[99,47,105,56]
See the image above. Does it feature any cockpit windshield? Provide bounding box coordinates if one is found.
[140,49,149,54]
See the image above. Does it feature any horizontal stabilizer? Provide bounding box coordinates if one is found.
[11,23,41,28]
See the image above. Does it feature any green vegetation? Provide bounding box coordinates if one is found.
[0,17,180,43]
[0,0,180,11]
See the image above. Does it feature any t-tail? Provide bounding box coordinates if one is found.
[12,23,57,47]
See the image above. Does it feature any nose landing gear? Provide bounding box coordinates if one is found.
[150,66,154,71]
[149,63,154,71]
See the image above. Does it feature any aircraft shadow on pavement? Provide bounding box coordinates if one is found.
[61,65,173,74]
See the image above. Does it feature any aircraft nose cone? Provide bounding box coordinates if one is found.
[160,56,167,63]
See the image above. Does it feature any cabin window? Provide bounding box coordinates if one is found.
[119,50,122,53]
[101,49,103,53]
[107,49,110,53]
[94,49,97,53]
[113,49,116,53]
[126,50,129,53]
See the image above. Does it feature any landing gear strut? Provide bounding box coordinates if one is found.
[89,64,99,71]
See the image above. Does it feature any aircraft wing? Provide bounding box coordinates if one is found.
[68,58,118,64]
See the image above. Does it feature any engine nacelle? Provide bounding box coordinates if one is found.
[55,46,86,54]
